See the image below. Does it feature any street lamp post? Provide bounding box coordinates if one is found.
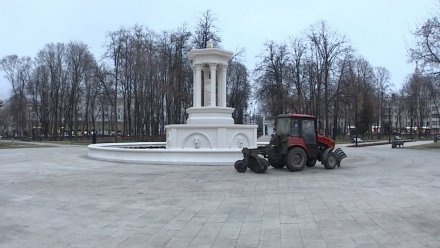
[388,104,391,143]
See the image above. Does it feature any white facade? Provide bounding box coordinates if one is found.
[263,118,274,136]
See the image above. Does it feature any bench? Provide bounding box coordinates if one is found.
[391,136,404,148]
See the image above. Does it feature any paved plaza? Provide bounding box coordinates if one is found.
[1,141,440,248]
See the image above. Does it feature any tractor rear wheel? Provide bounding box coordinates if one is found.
[286,147,306,172]
[269,157,285,168]
[234,160,247,173]
[323,149,337,169]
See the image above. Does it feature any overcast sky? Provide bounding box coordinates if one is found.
[0,0,436,99]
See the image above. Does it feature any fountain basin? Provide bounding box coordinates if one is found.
[88,142,245,165]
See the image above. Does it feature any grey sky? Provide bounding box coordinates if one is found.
[0,0,436,99]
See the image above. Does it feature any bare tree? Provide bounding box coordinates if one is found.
[254,41,290,118]
[227,59,251,124]
[102,25,194,140]
[105,28,128,141]
[192,10,221,49]
[331,48,355,139]
[65,41,96,141]
[356,57,375,137]
[170,26,193,124]
[402,68,432,138]
[0,100,9,136]
[289,37,307,113]
[409,10,440,135]
[95,64,114,136]
[1,55,32,137]
[34,43,68,139]
[373,66,391,138]
[307,21,347,134]
[410,17,440,73]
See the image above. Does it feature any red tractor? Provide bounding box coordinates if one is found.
[235,114,347,173]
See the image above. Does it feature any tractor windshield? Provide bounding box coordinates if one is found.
[276,117,291,135]
[302,119,316,144]
[276,117,300,136]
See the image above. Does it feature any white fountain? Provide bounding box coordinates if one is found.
[88,41,258,165]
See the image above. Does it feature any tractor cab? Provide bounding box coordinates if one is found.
[276,114,318,161]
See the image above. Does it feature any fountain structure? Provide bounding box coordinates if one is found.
[88,41,258,165]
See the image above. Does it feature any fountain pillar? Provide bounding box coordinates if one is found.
[220,65,227,107]
[210,63,217,107]
[193,65,202,107]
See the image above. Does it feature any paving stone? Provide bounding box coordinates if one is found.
[0,141,439,247]
[211,238,237,248]
[236,222,261,248]
[280,223,303,248]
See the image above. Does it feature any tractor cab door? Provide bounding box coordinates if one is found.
[300,118,317,159]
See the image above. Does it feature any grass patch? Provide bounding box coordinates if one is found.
[45,140,91,145]
[407,142,440,150]
[0,141,52,149]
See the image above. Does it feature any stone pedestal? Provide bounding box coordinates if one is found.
[166,123,257,150]
[186,107,234,125]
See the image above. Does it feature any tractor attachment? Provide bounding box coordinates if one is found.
[234,148,269,173]
[321,147,347,169]
[334,148,347,165]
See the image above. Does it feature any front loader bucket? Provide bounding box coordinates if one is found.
[334,148,347,167]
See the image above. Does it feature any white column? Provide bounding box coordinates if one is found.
[221,65,227,107]
[203,68,210,106]
[192,65,196,107]
[194,65,202,107]
[217,66,223,107]
[210,63,217,107]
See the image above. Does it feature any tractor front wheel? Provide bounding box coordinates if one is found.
[286,147,306,172]
[323,149,337,169]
